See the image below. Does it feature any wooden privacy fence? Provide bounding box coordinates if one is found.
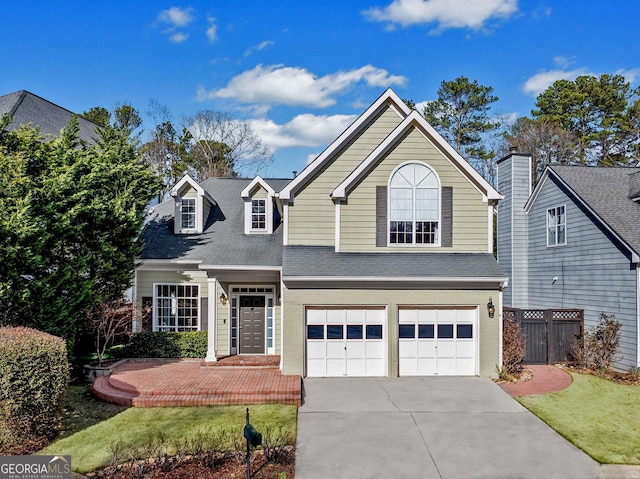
[503,307,584,365]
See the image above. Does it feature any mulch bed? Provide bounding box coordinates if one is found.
[561,364,640,386]
[87,450,294,479]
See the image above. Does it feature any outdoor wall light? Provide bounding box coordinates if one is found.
[487,297,495,318]
[219,293,228,305]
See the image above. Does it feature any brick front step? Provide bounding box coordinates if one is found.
[91,360,302,407]
[204,355,281,368]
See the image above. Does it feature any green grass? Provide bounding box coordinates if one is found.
[518,372,640,464]
[40,386,297,473]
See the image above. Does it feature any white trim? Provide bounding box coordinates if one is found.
[242,177,276,235]
[637,266,640,369]
[546,204,567,247]
[279,88,411,201]
[198,264,282,271]
[229,284,277,355]
[132,270,138,333]
[280,278,285,371]
[498,290,504,370]
[241,176,276,198]
[283,203,289,246]
[488,204,494,254]
[205,278,217,362]
[284,275,509,283]
[331,110,502,202]
[151,282,201,332]
[335,202,341,252]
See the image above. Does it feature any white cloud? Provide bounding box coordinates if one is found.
[363,0,518,31]
[206,16,217,42]
[615,68,640,83]
[158,7,194,28]
[199,64,407,108]
[244,41,275,57]
[169,32,189,43]
[249,113,357,150]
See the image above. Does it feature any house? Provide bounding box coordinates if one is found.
[497,152,640,371]
[0,90,98,143]
[135,88,508,378]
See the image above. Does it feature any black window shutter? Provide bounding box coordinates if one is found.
[441,186,453,247]
[376,186,387,247]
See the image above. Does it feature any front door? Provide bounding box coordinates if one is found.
[239,296,265,354]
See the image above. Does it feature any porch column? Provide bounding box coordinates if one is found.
[205,277,217,362]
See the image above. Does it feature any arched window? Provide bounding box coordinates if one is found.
[389,162,440,245]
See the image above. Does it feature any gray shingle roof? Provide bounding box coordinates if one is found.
[283,246,506,280]
[550,165,640,257]
[141,177,291,266]
[0,90,99,144]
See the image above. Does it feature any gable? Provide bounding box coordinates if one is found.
[279,88,411,202]
[337,127,492,253]
[526,166,640,262]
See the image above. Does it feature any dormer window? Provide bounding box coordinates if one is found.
[171,174,215,235]
[242,176,278,235]
[252,199,267,230]
[181,198,196,229]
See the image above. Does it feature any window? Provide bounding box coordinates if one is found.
[389,163,440,245]
[547,205,566,246]
[251,199,266,229]
[181,198,196,229]
[154,284,199,332]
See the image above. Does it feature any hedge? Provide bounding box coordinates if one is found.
[0,326,68,454]
[126,331,208,358]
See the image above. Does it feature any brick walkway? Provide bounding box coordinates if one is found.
[498,365,573,397]
[92,358,302,407]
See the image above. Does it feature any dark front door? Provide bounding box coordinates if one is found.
[239,296,265,354]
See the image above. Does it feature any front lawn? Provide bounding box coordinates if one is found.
[40,386,297,474]
[518,372,640,464]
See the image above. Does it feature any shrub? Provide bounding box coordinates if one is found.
[0,326,68,454]
[572,312,621,370]
[126,331,208,358]
[502,315,526,375]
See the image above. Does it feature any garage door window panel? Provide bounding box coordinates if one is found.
[366,325,383,339]
[457,324,473,339]
[327,325,344,339]
[399,324,415,338]
[307,325,324,339]
[438,324,454,339]
[347,325,363,339]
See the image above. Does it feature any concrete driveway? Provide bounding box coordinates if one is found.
[296,377,601,479]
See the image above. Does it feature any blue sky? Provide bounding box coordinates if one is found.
[2,1,639,178]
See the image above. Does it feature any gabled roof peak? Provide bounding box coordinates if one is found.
[241,175,276,198]
[279,88,411,201]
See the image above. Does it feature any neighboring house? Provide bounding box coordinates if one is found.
[0,90,98,143]
[498,152,640,370]
[135,88,507,378]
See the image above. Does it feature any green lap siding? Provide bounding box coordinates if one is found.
[340,128,490,253]
[287,106,403,246]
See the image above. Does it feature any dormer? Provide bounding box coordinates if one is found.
[170,174,215,234]
[241,176,276,235]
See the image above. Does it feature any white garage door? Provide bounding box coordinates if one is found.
[306,307,386,377]
[399,308,477,376]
